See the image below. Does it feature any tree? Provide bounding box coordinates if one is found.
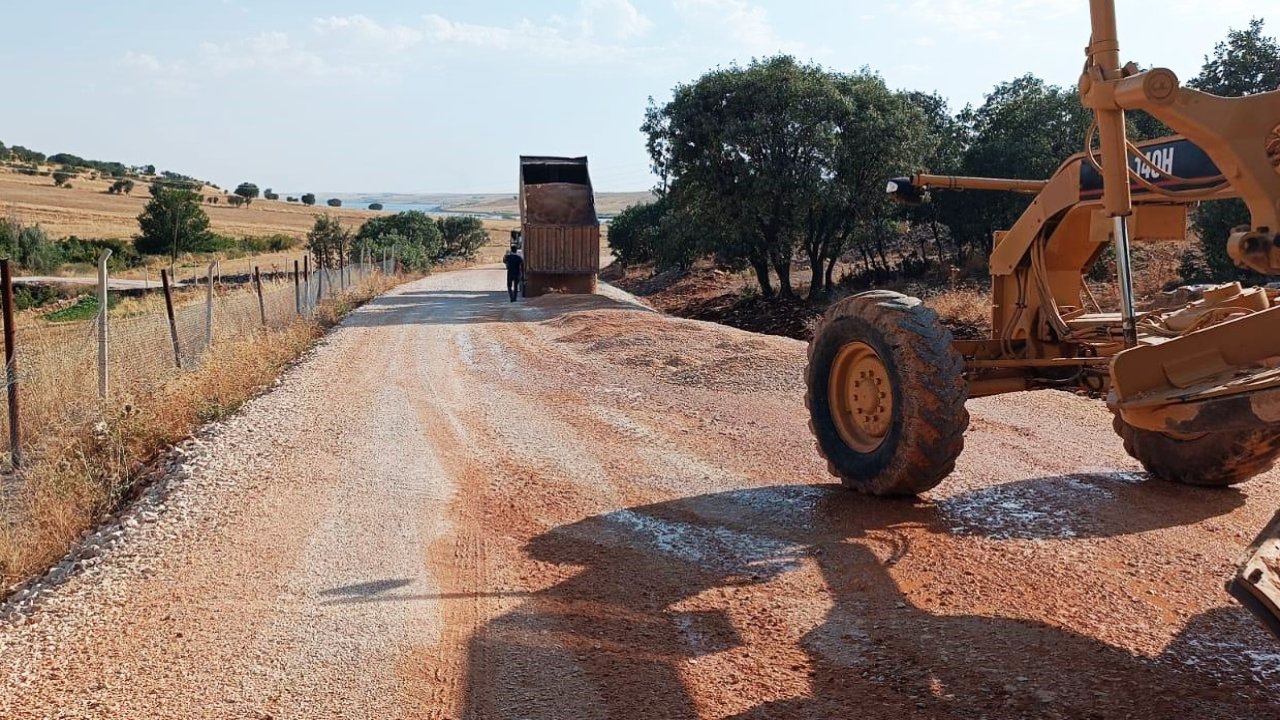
[227,195,245,207]
[937,75,1091,260]
[1184,19,1280,280]
[793,75,931,296]
[134,184,213,267]
[0,142,8,160]
[327,198,342,208]
[435,216,489,259]
[644,56,849,297]
[306,214,350,270]
[52,171,73,187]
[234,182,260,205]
[353,211,443,269]
[301,193,316,206]
[368,203,384,211]
[108,178,135,195]
[263,188,280,201]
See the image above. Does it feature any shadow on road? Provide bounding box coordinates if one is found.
[457,479,1274,719]
[342,288,647,328]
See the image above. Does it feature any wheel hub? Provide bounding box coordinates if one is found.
[829,341,893,453]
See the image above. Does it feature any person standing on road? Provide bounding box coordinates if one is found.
[503,245,524,302]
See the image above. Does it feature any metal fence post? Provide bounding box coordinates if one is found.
[97,250,112,400]
[161,269,181,368]
[1,260,21,469]
[205,261,216,351]
[254,266,266,327]
[293,259,301,315]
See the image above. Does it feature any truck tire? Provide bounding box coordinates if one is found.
[1112,414,1280,486]
[805,291,969,496]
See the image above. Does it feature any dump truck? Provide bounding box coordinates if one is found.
[805,0,1280,635]
[518,156,600,297]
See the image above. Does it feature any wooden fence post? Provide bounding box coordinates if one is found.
[293,259,301,315]
[1,260,21,469]
[161,269,182,368]
[254,266,266,327]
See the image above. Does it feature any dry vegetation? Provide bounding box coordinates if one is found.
[0,272,404,587]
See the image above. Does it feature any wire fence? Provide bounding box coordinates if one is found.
[0,256,395,472]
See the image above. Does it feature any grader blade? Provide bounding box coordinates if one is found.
[1111,305,1280,434]
[1231,511,1280,638]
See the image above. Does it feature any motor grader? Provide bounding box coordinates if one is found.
[806,0,1280,635]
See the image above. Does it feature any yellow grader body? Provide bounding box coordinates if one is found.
[806,0,1280,635]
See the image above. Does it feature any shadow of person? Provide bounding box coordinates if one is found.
[459,478,1273,719]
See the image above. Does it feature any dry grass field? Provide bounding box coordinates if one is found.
[0,167,532,276]
[0,169,384,240]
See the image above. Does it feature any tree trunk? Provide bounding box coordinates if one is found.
[807,247,824,300]
[751,258,774,298]
[824,256,838,289]
[773,256,795,299]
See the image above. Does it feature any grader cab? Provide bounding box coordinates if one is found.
[806,0,1280,635]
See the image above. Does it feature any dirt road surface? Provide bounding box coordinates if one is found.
[2,266,1278,719]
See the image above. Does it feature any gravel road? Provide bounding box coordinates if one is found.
[2,266,1278,719]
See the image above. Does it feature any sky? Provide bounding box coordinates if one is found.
[0,1,1268,194]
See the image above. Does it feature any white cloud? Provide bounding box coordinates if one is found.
[673,0,796,54]
[580,0,653,40]
[420,9,644,65]
[199,31,327,76]
[120,51,163,73]
[904,0,1076,39]
[312,15,424,54]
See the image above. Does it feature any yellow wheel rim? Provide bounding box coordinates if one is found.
[828,341,893,453]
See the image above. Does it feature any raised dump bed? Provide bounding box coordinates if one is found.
[519,156,600,297]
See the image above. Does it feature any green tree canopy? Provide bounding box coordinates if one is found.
[134,184,213,259]
[353,211,443,270]
[235,182,260,203]
[301,193,316,206]
[645,56,852,297]
[307,214,350,270]
[435,216,489,259]
[1183,19,1280,281]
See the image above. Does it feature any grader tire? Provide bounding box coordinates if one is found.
[805,290,969,496]
[1112,415,1280,487]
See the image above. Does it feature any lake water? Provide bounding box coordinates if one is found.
[367,203,513,221]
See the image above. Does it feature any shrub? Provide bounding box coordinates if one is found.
[368,203,384,211]
[327,198,342,208]
[52,171,73,187]
[0,220,63,273]
[301,193,316,206]
[59,236,144,269]
[227,195,245,208]
[263,188,280,201]
[436,216,489,260]
[239,234,299,253]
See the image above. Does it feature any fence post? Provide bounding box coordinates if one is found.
[1,260,21,469]
[161,269,182,368]
[254,266,266,327]
[205,261,216,351]
[293,259,301,315]
[97,250,112,400]
[339,255,347,292]
[316,262,324,303]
